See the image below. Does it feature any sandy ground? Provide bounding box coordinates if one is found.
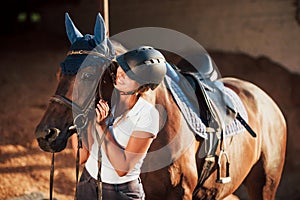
[0,32,299,200]
[0,32,77,200]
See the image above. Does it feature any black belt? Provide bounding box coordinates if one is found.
[82,168,141,191]
[102,179,140,191]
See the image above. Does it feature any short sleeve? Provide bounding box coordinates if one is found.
[133,106,159,137]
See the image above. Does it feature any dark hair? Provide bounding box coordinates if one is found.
[137,83,159,93]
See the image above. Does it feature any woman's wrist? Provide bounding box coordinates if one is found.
[96,120,107,130]
[96,119,106,126]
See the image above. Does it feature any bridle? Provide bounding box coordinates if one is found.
[50,95,90,130]
[51,50,114,130]
[47,49,115,200]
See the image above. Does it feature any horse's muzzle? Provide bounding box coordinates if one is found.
[35,126,72,152]
[45,128,60,142]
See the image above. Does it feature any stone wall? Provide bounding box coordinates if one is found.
[110,0,300,73]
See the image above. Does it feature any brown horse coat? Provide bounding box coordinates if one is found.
[34,13,286,200]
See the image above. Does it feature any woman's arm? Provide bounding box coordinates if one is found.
[95,99,157,176]
[96,124,154,176]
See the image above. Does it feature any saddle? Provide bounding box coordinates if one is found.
[180,69,236,185]
[168,61,237,138]
[165,54,256,185]
[185,73,235,129]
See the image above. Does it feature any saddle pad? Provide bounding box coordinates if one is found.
[164,75,247,139]
[222,86,247,137]
[164,75,207,139]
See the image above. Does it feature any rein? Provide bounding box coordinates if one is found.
[48,94,94,200]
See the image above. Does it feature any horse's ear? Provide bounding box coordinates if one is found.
[65,12,83,44]
[94,13,107,45]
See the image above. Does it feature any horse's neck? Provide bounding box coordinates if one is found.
[155,83,173,107]
[151,84,196,157]
[112,93,136,118]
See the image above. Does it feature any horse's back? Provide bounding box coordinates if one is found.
[221,77,286,142]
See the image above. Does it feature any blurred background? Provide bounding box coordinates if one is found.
[0,0,299,199]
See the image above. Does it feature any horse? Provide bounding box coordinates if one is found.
[35,13,286,200]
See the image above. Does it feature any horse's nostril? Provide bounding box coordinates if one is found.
[45,128,61,142]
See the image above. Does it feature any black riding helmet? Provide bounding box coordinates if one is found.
[116,46,167,88]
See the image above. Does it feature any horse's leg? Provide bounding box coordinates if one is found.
[242,158,265,199]
[166,156,198,200]
[168,123,199,200]
[177,143,199,200]
[141,113,198,200]
[142,143,198,200]
[243,145,286,200]
[242,90,286,200]
[243,131,286,200]
[223,194,240,200]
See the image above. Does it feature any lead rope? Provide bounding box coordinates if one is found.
[95,123,111,200]
[97,148,102,200]
[74,134,82,200]
[76,135,82,183]
[49,153,55,200]
[50,136,81,200]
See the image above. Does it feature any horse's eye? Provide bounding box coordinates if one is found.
[81,73,95,80]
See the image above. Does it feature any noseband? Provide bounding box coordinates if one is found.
[50,94,91,130]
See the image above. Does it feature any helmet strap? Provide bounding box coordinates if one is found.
[115,84,147,96]
[116,88,138,96]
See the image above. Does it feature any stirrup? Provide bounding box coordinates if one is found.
[216,149,231,184]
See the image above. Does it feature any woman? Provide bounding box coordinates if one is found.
[73,46,167,200]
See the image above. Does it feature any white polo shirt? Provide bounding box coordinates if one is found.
[85,97,159,184]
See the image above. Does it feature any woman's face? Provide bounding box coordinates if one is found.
[114,66,140,93]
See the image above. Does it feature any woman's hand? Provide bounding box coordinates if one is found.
[95,99,110,125]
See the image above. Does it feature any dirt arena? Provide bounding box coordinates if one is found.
[0,31,299,200]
